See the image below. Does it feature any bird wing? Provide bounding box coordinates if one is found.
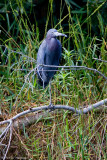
[37,40,47,85]
[37,38,62,87]
[37,40,47,66]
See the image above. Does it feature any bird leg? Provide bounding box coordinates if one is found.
[49,80,52,104]
[48,80,55,111]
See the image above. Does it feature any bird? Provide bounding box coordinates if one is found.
[37,28,67,107]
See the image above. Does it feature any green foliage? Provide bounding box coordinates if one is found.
[0,0,107,159]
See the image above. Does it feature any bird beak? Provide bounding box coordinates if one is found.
[54,32,67,37]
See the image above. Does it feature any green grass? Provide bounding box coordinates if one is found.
[0,0,107,159]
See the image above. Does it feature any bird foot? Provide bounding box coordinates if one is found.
[48,103,55,111]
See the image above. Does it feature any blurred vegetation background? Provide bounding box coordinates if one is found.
[0,0,107,159]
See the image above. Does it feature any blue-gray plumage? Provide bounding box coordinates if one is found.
[37,29,67,88]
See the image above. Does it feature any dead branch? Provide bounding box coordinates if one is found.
[39,64,107,80]
[93,57,107,63]
[1,99,106,127]
[0,99,107,160]
[1,45,107,81]
[0,101,107,159]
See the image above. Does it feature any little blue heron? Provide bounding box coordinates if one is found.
[37,29,67,107]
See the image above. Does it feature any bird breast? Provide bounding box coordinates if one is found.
[45,37,61,66]
[47,38,60,53]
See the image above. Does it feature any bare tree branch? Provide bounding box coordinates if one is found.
[1,45,107,81]
[3,122,12,160]
[0,120,13,160]
[0,99,107,128]
[39,64,107,80]
[0,99,107,160]
[93,57,107,63]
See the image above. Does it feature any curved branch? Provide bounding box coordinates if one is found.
[0,120,12,139]
[39,64,107,80]
[3,121,13,160]
[0,99,107,126]
[0,99,106,160]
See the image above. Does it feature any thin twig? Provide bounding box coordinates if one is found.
[0,45,37,64]
[3,122,13,160]
[39,64,107,80]
[1,45,107,80]
[93,57,107,63]
[0,121,12,139]
[0,128,9,145]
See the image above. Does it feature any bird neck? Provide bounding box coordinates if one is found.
[46,35,56,40]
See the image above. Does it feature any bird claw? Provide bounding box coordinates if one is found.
[48,103,55,111]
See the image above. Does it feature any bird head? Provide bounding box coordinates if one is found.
[46,29,67,39]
